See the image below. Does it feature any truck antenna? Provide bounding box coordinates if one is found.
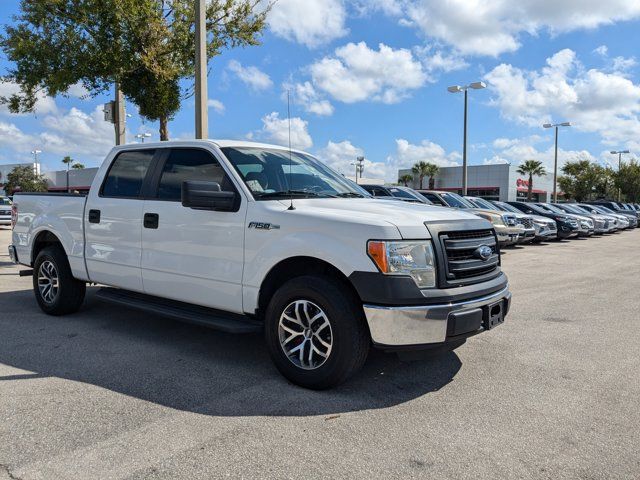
[287,89,295,211]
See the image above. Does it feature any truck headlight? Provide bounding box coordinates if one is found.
[367,240,436,288]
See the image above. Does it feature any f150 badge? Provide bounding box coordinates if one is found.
[248,222,280,230]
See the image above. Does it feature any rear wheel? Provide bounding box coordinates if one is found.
[33,245,86,315]
[264,275,370,389]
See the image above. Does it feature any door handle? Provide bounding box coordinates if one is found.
[88,209,101,223]
[144,213,159,229]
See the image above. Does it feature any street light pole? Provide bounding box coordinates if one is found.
[610,150,630,202]
[195,0,208,139]
[448,82,486,196]
[543,122,571,203]
[30,149,41,175]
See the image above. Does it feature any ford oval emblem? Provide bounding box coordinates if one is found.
[474,245,493,261]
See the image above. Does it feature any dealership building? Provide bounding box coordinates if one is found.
[398,163,557,202]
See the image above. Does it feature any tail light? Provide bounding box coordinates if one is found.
[11,203,17,229]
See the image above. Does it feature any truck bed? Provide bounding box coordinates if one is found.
[12,192,89,281]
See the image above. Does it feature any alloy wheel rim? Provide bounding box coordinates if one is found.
[278,300,333,370]
[38,260,59,304]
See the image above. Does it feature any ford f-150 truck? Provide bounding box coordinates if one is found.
[9,140,511,389]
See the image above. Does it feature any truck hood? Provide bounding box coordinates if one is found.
[275,198,487,238]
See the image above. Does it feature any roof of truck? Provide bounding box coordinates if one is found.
[113,139,308,154]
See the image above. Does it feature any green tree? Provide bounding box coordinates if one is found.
[398,174,413,186]
[615,159,640,202]
[62,156,74,170]
[1,0,269,140]
[591,165,616,200]
[72,163,85,169]
[516,160,547,201]
[557,156,602,201]
[4,165,48,194]
[412,161,439,189]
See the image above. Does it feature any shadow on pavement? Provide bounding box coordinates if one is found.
[0,287,462,417]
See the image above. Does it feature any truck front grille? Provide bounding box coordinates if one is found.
[440,229,500,283]
[520,217,533,229]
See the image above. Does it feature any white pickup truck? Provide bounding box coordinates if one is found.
[9,140,511,389]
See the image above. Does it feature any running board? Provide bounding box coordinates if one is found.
[95,288,262,334]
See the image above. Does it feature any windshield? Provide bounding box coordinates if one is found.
[569,205,591,214]
[557,204,582,214]
[221,147,369,200]
[594,205,613,214]
[441,192,474,208]
[389,187,418,200]
[468,197,497,210]
[0,197,11,205]
[539,203,565,214]
[494,201,520,214]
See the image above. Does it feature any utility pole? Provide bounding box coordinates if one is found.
[447,82,486,196]
[543,122,571,203]
[195,0,208,139]
[114,83,126,145]
[610,150,630,202]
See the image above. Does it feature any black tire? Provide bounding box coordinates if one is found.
[33,245,86,315]
[264,275,370,390]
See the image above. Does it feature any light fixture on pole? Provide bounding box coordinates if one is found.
[135,133,152,143]
[30,149,42,174]
[542,122,571,203]
[350,156,365,184]
[447,81,486,196]
[610,150,630,202]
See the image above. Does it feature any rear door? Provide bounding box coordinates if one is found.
[140,147,247,313]
[84,149,156,291]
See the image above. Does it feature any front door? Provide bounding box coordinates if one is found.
[84,149,156,291]
[141,147,246,313]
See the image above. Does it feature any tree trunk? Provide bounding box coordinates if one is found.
[159,115,169,141]
[420,176,424,189]
[527,173,533,201]
[429,176,435,190]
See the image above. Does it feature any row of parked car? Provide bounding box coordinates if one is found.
[362,185,639,247]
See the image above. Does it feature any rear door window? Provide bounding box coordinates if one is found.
[101,150,155,198]
[155,148,234,201]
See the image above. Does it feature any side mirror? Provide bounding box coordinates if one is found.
[181,181,238,211]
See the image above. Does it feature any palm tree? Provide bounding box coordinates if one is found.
[412,161,439,189]
[398,174,413,186]
[516,159,547,201]
[72,163,85,169]
[62,156,74,192]
[424,163,440,189]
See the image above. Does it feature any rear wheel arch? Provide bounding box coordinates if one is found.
[31,230,65,266]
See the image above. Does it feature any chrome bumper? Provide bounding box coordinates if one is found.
[363,286,511,347]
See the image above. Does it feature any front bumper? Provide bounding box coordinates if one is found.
[363,286,511,348]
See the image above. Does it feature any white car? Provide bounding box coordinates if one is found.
[10,140,511,389]
[0,197,12,226]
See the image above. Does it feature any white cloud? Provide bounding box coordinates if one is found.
[417,47,469,79]
[207,99,225,114]
[66,82,90,99]
[390,139,461,170]
[0,81,58,116]
[373,0,640,57]
[227,60,273,91]
[593,45,608,57]
[484,49,640,148]
[284,82,334,116]
[487,135,597,172]
[310,42,427,104]
[267,0,347,48]
[0,105,117,169]
[317,140,390,180]
[259,112,313,150]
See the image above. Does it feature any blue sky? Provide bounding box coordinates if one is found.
[1,0,640,181]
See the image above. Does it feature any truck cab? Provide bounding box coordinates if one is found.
[10,140,511,389]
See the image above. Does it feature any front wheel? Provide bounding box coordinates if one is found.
[264,275,370,390]
[33,245,86,315]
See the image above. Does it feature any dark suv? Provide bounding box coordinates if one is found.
[507,201,579,239]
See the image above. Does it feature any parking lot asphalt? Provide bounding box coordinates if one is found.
[0,226,639,480]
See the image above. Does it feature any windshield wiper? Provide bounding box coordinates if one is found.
[335,192,366,198]
[256,190,337,199]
